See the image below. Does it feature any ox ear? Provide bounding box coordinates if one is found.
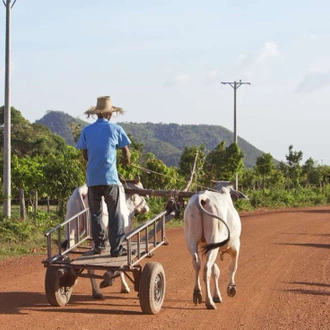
[229,178,236,187]
[133,176,141,185]
[230,189,249,203]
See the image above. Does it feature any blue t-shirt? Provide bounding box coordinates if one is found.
[76,118,131,186]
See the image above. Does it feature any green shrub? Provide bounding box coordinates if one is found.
[1,185,330,259]
[0,210,62,260]
[0,219,34,243]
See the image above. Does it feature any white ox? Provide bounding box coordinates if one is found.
[63,180,148,247]
[63,179,149,298]
[184,180,248,309]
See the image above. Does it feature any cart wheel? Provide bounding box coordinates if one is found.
[45,267,76,306]
[139,262,166,314]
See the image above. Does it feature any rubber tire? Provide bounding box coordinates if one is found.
[139,262,166,314]
[45,267,75,306]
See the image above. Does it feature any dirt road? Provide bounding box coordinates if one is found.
[1,206,330,330]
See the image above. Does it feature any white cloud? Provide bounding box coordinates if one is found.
[164,73,190,87]
[224,43,281,82]
[257,41,280,63]
[296,69,330,92]
[204,70,221,85]
[175,74,190,84]
[304,34,318,40]
[238,54,253,67]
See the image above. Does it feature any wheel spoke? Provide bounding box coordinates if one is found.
[154,274,163,304]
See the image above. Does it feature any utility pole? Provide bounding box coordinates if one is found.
[221,79,251,190]
[2,0,17,218]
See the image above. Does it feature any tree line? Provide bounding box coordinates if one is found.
[1,106,330,220]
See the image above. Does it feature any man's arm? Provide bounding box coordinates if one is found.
[82,149,88,161]
[121,146,131,165]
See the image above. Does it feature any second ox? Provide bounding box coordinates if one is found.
[63,178,149,298]
[184,180,248,309]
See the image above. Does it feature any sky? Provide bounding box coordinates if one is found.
[0,0,330,165]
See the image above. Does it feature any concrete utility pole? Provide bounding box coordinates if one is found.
[221,79,251,190]
[2,0,17,218]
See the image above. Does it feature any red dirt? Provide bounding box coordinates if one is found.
[1,206,330,330]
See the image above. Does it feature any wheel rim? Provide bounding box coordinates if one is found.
[154,273,164,305]
[59,285,72,301]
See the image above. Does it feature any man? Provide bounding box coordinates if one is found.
[76,96,131,257]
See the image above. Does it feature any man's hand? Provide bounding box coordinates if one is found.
[121,157,130,165]
[121,146,131,165]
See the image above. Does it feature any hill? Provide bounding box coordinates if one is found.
[37,111,265,168]
[119,122,264,168]
[36,111,87,146]
[0,107,69,158]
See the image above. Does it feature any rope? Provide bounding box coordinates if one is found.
[122,164,218,193]
[128,164,188,184]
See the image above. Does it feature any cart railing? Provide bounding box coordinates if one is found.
[125,210,167,266]
[44,208,167,267]
[44,207,91,262]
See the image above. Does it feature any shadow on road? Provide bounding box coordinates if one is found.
[282,232,330,237]
[275,242,330,249]
[28,306,143,315]
[0,291,142,315]
[0,292,47,314]
[284,288,330,296]
[282,281,330,296]
[289,281,330,288]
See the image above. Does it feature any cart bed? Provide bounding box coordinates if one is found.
[71,241,154,269]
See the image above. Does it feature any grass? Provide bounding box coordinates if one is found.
[0,205,63,261]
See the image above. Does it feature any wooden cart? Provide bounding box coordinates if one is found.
[42,208,169,315]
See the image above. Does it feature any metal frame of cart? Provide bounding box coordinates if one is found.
[42,209,169,315]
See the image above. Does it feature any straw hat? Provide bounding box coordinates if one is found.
[85,96,124,117]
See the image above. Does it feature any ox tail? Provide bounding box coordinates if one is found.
[196,194,231,256]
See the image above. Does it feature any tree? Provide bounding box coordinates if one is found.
[178,145,206,188]
[0,107,69,158]
[11,155,46,201]
[42,146,85,215]
[240,168,257,190]
[255,153,274,190]
[302,158,322,186]
[204,142,245,183]
[320,165,330,185]
[286,145,303,167]
[140,157,180,190]
[285,145,303,188]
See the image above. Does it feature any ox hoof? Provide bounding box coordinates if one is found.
[93,292,104,300]
[60,240,68,250]
[213,296,223,303]
[120,288,131,294]
[193,289,203,305]
[100,279,114,289]
[227,285,237,297]
[206,302,217,310]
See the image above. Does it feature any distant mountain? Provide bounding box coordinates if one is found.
[36,110,87,146]
[37,111,265,168]
[119,122,265,168]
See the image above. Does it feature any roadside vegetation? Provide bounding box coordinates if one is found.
[1,107,330,259]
